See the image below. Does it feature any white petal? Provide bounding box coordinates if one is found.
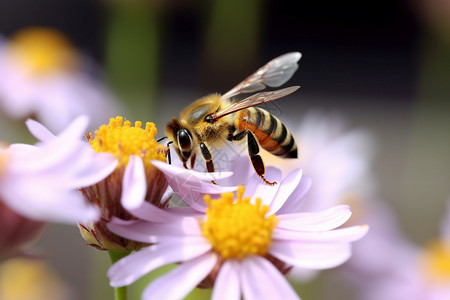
[269,169,303,214]
[212,260,241,300]
[272,225,369,242]
[108,237,212,287]
[121,156,147,210]
[277,205,352,231]
[241,256,300,300]
[142,252,218,300]
[270,240,352,269]
[107,216,203,243]
[25,118,56,142]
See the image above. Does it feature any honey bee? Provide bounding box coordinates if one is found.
[166,52,301,185]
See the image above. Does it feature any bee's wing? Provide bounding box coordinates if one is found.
[222,52,302,100]
[209,86,300,120]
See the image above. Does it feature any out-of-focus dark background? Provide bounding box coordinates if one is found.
[1,0,449,299]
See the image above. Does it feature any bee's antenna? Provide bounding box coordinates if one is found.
[157,136,168,143]
[166,141,173,164]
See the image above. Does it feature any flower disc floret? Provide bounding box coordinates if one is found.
[6,27,79,74]
[202,186,278,260]
[421,239,450,282]
[89,116,166,169]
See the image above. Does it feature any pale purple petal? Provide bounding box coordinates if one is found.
[120,155,147,210]
[9,131,82,173]
[269,169,303,214]
[152,160,233,181]
[142,252,218,300]
[270,240,352,269]
[107,216,203,243]
[162,171,237,212]
[272,225,369,242]
[244,167,282,206]
[121,199,189,223]
[212,259,241,300]
[217,155,254,186]
[51,114,89,141]
[276,174,312,215]
[165,206,205,217]
[277,205,352,231]
[241,256,300,300]
[25,118,56,142]
[108,237,212,287]
[67,151,117,188]
[2,186,99,224]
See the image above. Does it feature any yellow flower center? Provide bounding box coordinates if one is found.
[5,27,79,75]
[0,258,68,300]
[0,146,10,177]
[202,186,278,260]
[88,116,166,169]
[421,239,450,284]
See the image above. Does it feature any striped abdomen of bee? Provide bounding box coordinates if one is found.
[236,107,297,158]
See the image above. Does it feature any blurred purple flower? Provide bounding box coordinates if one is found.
[0,115,117,224]
[0,27,121,132]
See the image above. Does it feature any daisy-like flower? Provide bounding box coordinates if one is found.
[0,115,117,224]
[107,168,368,299]
[0,27,120,132]
[0,115,117,259]
[344,200,450,300]
[79,116,235,251]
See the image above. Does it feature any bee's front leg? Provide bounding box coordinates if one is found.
[199,143,215,172]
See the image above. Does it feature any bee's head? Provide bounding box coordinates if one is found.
[166,118,193,163]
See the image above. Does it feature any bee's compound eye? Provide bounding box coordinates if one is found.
[177,129,192,152]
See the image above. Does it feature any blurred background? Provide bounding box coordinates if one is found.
[0,0,449,299]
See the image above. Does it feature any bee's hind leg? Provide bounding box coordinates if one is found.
[231,130,276,186]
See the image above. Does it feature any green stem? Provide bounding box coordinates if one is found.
[108,249,131,300]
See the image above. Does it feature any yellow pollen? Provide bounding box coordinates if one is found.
[88,116,166,169]
[201,186,278,260]
[421,239,450,284]
[6,27,79,75]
